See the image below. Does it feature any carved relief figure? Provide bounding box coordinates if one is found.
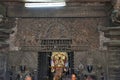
[111,0,120,23]
[51,52,68,80]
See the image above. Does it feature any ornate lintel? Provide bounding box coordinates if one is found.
[20,45,89,52]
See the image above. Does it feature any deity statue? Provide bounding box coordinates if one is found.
[51,52,68,80]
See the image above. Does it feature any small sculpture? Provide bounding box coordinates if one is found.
[86,64,93,73]
[17,65,32,80]
[111,0,120,24]
[86,58,93,73]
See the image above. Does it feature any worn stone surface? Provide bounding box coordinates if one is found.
[0,4,6,16]
[8,51,38,70]
[6,17,109,70]
[15,18,109,49]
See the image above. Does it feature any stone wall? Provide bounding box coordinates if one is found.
[15,18,109,49]
[8,52,38,70]
[7,17,109,70]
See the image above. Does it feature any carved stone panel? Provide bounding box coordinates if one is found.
[15,18,109,50]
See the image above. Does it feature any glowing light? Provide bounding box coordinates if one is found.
[25,2,66,8]
[25,0,65,2]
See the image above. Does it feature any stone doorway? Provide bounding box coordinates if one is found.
[38,52,74,80]
[38,39,74,80]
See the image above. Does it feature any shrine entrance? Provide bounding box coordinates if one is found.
[38,52,74,80]
[37,39,74,80]
[20,39,88,80]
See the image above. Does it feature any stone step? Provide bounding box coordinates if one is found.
[108,50,120,52]
[108,54,120,58]
[109,73,120,76]
[0,41,9,45]
[104,40,120,47]
[110,53,120,57]
[0,32,9,35]
[109,75,120,78]
[109,75,120,80]
[108,47,120,50]
[0,29,13,34]
[108,58,119,61]
[0,24,12,29]
[0,25,14,29]
[108,49,120,80]
[0,39,5,41]
[109,72,120,75]
[108,56,120,59]
[109,74,120,77]
[0,18,15,29]
[108,65,120,68]
[108,55,120,57]
[109,67,120,70]
[109,77,120,80]
[0,43,9,48]
[109,62,120,65]
[100,27,120,31]
[104,31,120,38]
[108,58,120,61]
[108,62,120,64]
[109,52,120,55]
[0,35,9,40]
[109,69,120,73]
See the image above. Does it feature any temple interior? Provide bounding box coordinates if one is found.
[0,0,120,80]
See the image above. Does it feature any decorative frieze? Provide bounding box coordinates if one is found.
[20,45,89,52]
